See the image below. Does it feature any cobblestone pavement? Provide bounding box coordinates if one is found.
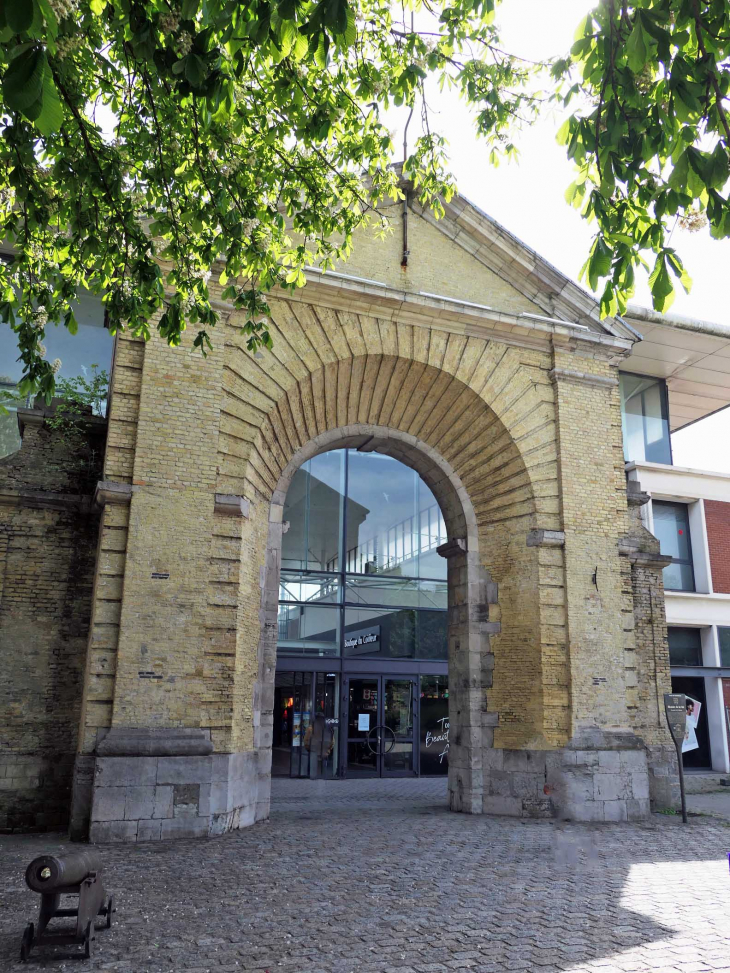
[2,779,730,973]
[687,788,730,821]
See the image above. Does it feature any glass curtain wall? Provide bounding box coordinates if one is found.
[278,449,448,661]
[619,372,672,465]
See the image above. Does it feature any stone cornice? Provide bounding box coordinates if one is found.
[618,538,672,568]
[411,193,636,342]
[286,272,634,364]
[526,529,565,548]
[436,537,467,559]
[548,367,619,389]
[214,494,250,518]
[0,487,91,512]
[16,406,107,439]
[94,480,133,507]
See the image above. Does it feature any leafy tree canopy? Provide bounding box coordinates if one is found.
[0,0,728,403]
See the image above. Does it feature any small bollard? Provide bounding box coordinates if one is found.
[20,849,115,962]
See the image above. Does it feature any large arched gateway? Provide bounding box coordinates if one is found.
[1,190,680,839]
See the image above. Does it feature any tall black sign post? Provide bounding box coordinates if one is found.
[664,692,688,824]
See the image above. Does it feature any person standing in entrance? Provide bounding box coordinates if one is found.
[303,713,334,779]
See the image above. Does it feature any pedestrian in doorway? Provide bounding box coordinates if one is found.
[303,713,334,779]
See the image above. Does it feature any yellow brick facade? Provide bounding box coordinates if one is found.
[3,192,677,837]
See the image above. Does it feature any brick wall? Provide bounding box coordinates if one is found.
[0,403,105,831]
[705,500,730,594]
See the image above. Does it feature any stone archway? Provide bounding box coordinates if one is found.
[256,424,499,815]
[76,297,656,842]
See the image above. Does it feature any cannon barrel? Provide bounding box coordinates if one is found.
[25,850,103,893]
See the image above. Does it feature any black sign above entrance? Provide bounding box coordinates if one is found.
[664,693,687,746]
[343,627,381,653]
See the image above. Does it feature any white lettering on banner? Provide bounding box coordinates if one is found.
[344,631,379,650]
[425,717,450,763]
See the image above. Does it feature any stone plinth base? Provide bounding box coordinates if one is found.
[73,728,270,843]
[478,733,652,822]
[645,744,681,809]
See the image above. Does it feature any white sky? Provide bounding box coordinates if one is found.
[389,0,730,473]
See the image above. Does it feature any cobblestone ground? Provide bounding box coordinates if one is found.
[2,779,730,973]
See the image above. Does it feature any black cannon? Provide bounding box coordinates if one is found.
[20,849,114,961]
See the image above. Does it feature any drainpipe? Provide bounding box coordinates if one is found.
[401,107,413,270]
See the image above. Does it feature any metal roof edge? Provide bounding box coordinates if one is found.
[626,304,730,341]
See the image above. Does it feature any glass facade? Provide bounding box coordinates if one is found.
[653,500,695,592]
[272,671,339,778]
[0,291,113,460]
[278,449,447,661]
[668,627,703,667]
[620,372,672,465]
[275,448,450,779]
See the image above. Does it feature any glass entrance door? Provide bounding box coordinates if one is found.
[343,675,417,777]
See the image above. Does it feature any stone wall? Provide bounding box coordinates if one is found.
[0,402,105,831]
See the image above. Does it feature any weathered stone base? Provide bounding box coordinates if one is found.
[473,735,652,822]
[0,752,76,833]
[72,728,270,843]
[645,743,681,810]
[87,750,270,843]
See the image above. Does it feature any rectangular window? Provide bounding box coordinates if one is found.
[620,372,672,465]
[719,628,730,668]
[344,576,447,610]
[653,500,695,592]
[281,451,346,572]
[276,604,340,656]
[0,291,113,460]
[668,627,703,667]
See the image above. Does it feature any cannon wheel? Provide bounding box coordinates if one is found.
[106,895,114,929]
[20,922,34,963]
[84,920,94,959]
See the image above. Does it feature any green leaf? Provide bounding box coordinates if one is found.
[184,53,207,87]
[625,21,648,74]
[3,46,45,111]
[648,254,675,313]
[587,237,612,291]
[341,7,355,46]
[5,0,35,32]
[89,0,106,13]
[314,31,328,68]
[708,144,729,191]
[668,150,688,190]
[666,251,692,294]
[34,69,63,134]
[324,0,347,35]
[292,30,308,59]
[556,117,571,146]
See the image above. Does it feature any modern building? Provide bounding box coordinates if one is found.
[626,456,730,774]
[2,186,730,840]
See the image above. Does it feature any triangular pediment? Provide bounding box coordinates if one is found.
[332,189,633,342]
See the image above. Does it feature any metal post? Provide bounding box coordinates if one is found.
[675,739,688,824]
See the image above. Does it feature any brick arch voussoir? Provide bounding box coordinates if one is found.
[241,353,537,520]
